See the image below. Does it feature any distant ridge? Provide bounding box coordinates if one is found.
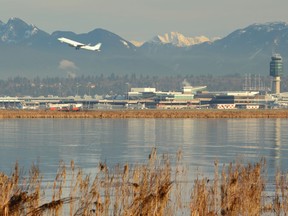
[0,17,288,78]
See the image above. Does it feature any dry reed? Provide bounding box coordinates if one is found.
[1,150,288,215]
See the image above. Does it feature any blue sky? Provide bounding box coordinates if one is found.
[1,0,288,41]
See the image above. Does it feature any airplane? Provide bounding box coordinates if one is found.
[58,37,101,51]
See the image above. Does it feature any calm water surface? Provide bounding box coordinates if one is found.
[0,118,288,180]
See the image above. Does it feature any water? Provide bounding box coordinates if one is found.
[0,118,288,181]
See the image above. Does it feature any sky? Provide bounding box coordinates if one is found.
[1,0,288,41]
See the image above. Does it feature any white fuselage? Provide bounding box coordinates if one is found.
[58,37,101,51]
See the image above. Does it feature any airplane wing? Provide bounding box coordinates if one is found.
[58,37,85,49]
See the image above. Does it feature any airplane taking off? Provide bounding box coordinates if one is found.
[58,37,101,51]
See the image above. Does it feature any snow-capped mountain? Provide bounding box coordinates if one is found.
[148,32,210,47]
[207,21,288,56]
[0,17,39,43]
[131,32,212,48]
[235,22,288,35]
[130,40,144,47]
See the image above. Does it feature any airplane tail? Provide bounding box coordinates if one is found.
[92,43,102,51]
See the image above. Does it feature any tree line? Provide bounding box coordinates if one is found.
[0,73,281,97]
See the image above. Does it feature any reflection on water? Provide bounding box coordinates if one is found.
[0,118,288,180]
[273,119,281,164]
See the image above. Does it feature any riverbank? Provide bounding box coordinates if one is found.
[0,109,288,118]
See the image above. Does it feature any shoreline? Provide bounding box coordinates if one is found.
[0,109,288,118]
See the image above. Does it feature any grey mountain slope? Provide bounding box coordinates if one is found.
[0,18,288,78]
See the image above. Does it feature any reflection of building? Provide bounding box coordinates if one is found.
[270,54,283,94]
[274,118,281,160]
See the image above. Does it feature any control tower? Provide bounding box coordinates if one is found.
[270,53,283,94]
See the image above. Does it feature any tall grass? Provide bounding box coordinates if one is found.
[0,149,288,215]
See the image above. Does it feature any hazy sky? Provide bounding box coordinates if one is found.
[1,0,288,41]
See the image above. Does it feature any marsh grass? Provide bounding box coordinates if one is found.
[1,150,288,215]
[2,109,288,119]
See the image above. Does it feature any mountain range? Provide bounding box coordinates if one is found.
[0,17,287,78]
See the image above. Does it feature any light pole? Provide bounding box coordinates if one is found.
[126,83,130,100]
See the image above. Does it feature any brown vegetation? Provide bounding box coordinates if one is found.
[1,109,288,119]
[1,150,288,215]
